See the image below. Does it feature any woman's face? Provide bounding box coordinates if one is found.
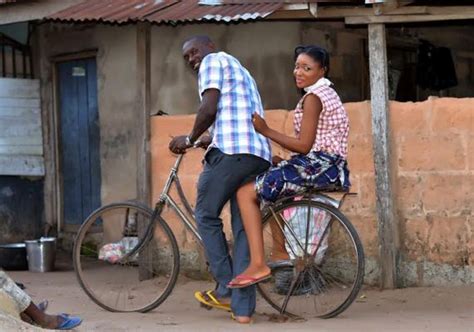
[293,53,326,89]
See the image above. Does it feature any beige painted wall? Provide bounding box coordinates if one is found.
[37,23,139,211]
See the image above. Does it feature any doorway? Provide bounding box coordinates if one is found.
[56,58,101,226]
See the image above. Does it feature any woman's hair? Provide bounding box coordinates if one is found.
[294,45,330,77]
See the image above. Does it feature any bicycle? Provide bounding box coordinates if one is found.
[73,148,365,319]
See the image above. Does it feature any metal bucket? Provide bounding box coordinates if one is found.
[25,237,56,272]
[0,243,28,270]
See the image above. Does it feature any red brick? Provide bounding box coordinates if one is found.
[179,149,206,176]
[347,134,375,173]
[403,217,429,261]
[264,110,289,135]
[421,174,472,215]
[427,216,469,265]
[390,101,430,135]
[397,175,424,216]
[431,98,474,133]
[149,102,474,264]
[468,134,474,171]
[340,174,360,215]
[359,174,376,214]
[151,114,195,149]
[346,215,378,257]
[468,215,474,266]
[345,101,371,135]
[160,204,187,247]
[398,134,466,171]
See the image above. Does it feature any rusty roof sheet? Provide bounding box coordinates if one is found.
[47,0,285,24]
[47,0,177,23]
[146,1,283,23]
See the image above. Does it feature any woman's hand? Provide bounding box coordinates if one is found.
[272,155,284,166]
[252,113,269,136]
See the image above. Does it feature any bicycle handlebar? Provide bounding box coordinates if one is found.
[171,139,203,170]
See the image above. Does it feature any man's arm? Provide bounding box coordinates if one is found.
[168,88,219,154]
[189,89,219,142]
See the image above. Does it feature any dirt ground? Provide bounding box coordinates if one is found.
[2,266,472,332]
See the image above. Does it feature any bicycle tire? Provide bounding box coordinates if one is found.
[73,201,180,313]
[257,199,365,319]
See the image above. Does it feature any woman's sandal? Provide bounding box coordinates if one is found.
[227,274,272,289]
[194,290,231,312]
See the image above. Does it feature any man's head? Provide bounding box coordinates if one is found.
[182,35,216,72]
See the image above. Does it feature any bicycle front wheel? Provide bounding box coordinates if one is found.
[73,201,180,312]
[257,199,364,319]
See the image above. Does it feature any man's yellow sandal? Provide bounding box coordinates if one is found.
[194,290,231,312]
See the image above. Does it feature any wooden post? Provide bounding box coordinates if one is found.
[136,22,151,206]
[368,23,400,289]
[136,22,152,280]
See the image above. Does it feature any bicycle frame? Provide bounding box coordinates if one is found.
[153,153,355,248]
[132,152,355,261]
[155,154,203,245]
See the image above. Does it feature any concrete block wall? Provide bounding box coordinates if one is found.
[392,98,473,286]
[151,98,473,286]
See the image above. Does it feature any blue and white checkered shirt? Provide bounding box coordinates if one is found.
[198,52,272,163]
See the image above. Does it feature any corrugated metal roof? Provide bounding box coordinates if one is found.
[47,0,284,24]
[47,0,178,24]
[145,1,283,23]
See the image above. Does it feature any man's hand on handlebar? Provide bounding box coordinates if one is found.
[169,135,189,154]
[195,135,212,149]
[169,135,209,154]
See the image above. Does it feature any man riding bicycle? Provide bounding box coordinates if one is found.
[169,35,271,324]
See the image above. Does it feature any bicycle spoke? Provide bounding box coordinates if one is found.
[280,271,301,315]
[268,208,299,258]
[258,199,364,319]
[304,205,311,254]
[270,207,305,255]
[74,203,179,313]
[306,270,324,313]
[311,218,334,261]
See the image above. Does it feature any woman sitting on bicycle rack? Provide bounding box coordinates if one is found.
[228,45,351,289]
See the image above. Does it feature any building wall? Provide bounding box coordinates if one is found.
[150,21,367,116]
[35,20,367,232]
[36,23,139,230]
[0,177,43,243]
[150,97,473,286]
[150,21,474,117]
[34,21,474,242]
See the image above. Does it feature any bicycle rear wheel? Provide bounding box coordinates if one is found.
[73,201,180,312]
[257,198,364,319]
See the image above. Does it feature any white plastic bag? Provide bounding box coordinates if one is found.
[282,198,331,265]
[98,237,139,264]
